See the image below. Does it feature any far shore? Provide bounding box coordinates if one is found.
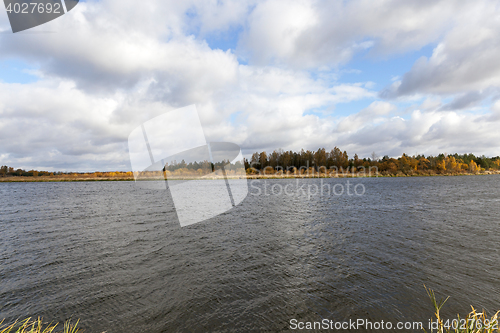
[1,170,499,182]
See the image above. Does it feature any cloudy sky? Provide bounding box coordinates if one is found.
[1,0,500,171]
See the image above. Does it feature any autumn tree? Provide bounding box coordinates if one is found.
[468,160,478,173]
[259,151,268,169]
[436,159,446,172]
[418,157,430,171]
[445,156,457,171]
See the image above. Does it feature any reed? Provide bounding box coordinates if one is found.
[0,318,79,333]
[425,286,500,333]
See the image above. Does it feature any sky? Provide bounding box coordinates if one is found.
[1,0,500,171]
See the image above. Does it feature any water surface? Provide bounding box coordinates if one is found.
[1,176,499,332]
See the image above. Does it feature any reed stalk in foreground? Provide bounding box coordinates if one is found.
[425,286,500,333]
[0,317,79,333]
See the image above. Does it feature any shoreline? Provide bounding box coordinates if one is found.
[1,171,499,182]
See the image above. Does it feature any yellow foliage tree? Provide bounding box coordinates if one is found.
[468,160,478,173]
[418,157,430,170]
[445,156,457,171]
[436,159,446,172]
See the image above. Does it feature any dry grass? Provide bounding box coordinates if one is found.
[0,318,79,333]
[425,286,500,333]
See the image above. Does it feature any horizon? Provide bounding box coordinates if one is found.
[2,147,499,174]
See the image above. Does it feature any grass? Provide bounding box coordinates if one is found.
[425,286,500,333]
[2,288,498,332]
[0,318,79,333]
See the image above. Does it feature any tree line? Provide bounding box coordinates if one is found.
[164,159,244,172]
[0,166,55,177]
[243,148,500,175]
[0,166,133,178]
[2,147,500,178]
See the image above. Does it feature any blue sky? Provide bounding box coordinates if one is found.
[0,59,39,84]
[1,0,500,171]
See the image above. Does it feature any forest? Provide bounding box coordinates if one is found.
[0,166,133,179]
[1,147,500,179]
[243,147,500,176]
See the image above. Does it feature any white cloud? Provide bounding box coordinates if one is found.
[335,107,500,158]
[238,0,460,68]
[0,79,129,170]
[382,1,500,97]
[337,101,396,133]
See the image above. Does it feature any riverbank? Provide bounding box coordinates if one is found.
[1,170,500,182]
